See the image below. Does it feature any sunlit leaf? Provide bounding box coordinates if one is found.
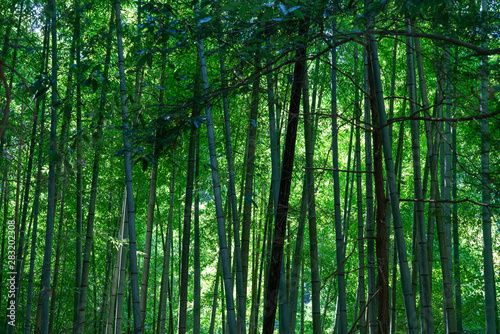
[278,4,287,14]
[198,16,212,24]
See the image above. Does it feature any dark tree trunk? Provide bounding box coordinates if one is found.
[262,18,308,334]
[372,100,389,334]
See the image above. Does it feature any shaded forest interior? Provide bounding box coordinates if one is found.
[1,0,500,333]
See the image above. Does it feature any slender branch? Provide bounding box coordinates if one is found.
[0,59,30,90]
[389,109,500,124]
[399,198,497,207]
[349,288,382,334]
[375,30,500,56]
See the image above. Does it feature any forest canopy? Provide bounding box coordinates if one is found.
[0,0,499,333]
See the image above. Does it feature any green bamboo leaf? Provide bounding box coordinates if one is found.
[198,16,212,24]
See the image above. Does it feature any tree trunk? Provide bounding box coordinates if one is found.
[114,221,128,334]
[371,77,388,334]
[73,0,84,329]
[363,49,377,334]
[49,175,68,334]
[106,192,126,334]
[241,66,260,302]
[452,124,463,334]
[158,147,176,334]
[304,67,320,334]
[431,45,457,333]
[480,2,498,332]
[353,42,367,334]
[287,181,307,333]
[139,134,158,331]
[365,4,418,330]
[25,91,46,334]
[405,21,434,333]
[195,3,237,332]
[262,17,308,334]
[177,69,199,334]
[115,0,143,329]
[193,137,201,334]
[40,0,58,329]
[219,42,246,334]
[209,257,221,334]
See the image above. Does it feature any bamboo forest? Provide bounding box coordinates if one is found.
[1,0,500,333]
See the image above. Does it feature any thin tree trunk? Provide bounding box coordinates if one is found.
[304,68,321,334]
[365,4,418,331]
[389,112,404,334]
[251,183,265,334]
[154,27,172,334]
[414,28,436,298]
[49,172,68,334]
[363,49,377,334]
[138,2,166,325]
[300,263,305,334]
[177,69,199,334]
[115,222,128,334]
[332,21,347,333]
[139,134,158,331]
[371,77,388,334]
[40,0,58,329]
[158,147,176,334]
[219,42,246,334]
[405,20,434,333]
[106,192,126,334]
[353,42,367,334]
[439,36,454,334]
[252,190,273,334]
[442,65,454,327]
[432,45,457,334]
[25,91,46,334]
[76,90,105,334]
[195,3,237,332]
[99,219,114,334]
[287,182,307,333]
[73,0,84,329]
[26,29,49,334]
[209,257,221,334]
[241,66,260,299]
[452,125,463,334]
[193,136,201,334]
[480,2,497,332]
[115,0,143,329]
[433,183,457,333]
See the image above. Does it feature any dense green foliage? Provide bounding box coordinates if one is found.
[0,0,499,333]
